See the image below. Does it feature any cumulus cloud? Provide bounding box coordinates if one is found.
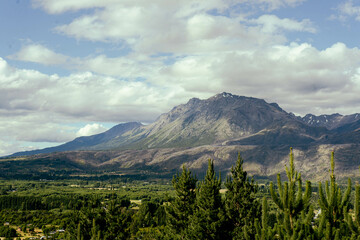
[6,1,359,119]
[51,1,226,43]
[76,123,108,137]
[0,56,194,155]
[3,0,360,156]
[0,57,181,122]
[156,42,360,115]
[44,1,311,55]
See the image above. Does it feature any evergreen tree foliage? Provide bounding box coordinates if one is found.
[165,165,197,239]
[6,150,360,239]
[131,200,160,235]
[66,197,131,240]
[345,168,360,239]
[103,199,132,240]
[225,153,261,239]
[77,222,82,240]
[90,218,100,240]
[248,197,277,240]
[188,159,227,240]
[317,151,352,239]
[0,225,18,238]
[269,147,313,239]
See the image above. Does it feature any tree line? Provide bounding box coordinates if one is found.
[3,148,360,239]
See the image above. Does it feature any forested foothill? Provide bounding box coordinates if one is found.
[1,149,360,239]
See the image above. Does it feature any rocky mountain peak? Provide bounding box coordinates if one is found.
[213,92,235,98]
[161,93,289,125]
[11,92,360,158]
[299,113,360,130]
[136,93,297,149]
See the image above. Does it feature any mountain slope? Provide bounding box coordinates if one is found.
[8,92,360,158]
[113,92,302,149]
[227,119,328,145]
[10,122,143,157]
[3,144,360,181]
[5,92,360,180]
[11,92,305,157]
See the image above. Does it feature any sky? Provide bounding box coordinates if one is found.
[1,0,360,156]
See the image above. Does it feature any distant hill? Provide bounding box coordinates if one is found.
[5,92,360,180]
[10,122,144,157]
[3,144,360,181]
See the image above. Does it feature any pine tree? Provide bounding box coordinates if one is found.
[225,153,261,239]
[269,147,313,239]
[104,199,131,239]
[317,151,352,239]
[345,168,360,239]
[188,159,227,240]
[77,222,82,240]
[165,165,197,239]
[90,218,97,240]
[248,197,278,240]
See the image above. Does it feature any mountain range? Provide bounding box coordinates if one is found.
[3,92,360,181]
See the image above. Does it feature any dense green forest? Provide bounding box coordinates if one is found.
[1,149,360,239]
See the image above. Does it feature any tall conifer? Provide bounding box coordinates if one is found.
[269,147,313,238]
[77,222,82,240]
[225,153,261,239]
[248,197,277,240]
[346,183,360,239]
[317,151,351,239]
[188,159,227,240]
[165,165,197,239]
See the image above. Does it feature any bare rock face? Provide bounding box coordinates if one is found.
[11,92,304,157]
[6,92,360,180]
[134,92,295,148]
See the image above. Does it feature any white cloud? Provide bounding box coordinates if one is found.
[6,1,359,120]
[0,140,20,156]
[76,123,108,137]
[156,42,360,115]
[2,0,360,156]
[9,44,161,78]
[8,44,69,65]
[331,0,360,21]
[31,0,118,14]
[52,1,225,43]
[337,0,360,21]
[0,110,76,143]
[6,42,360,119]
[251,15,316,34]
[0,56,193,155]
[45,1,311,55]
